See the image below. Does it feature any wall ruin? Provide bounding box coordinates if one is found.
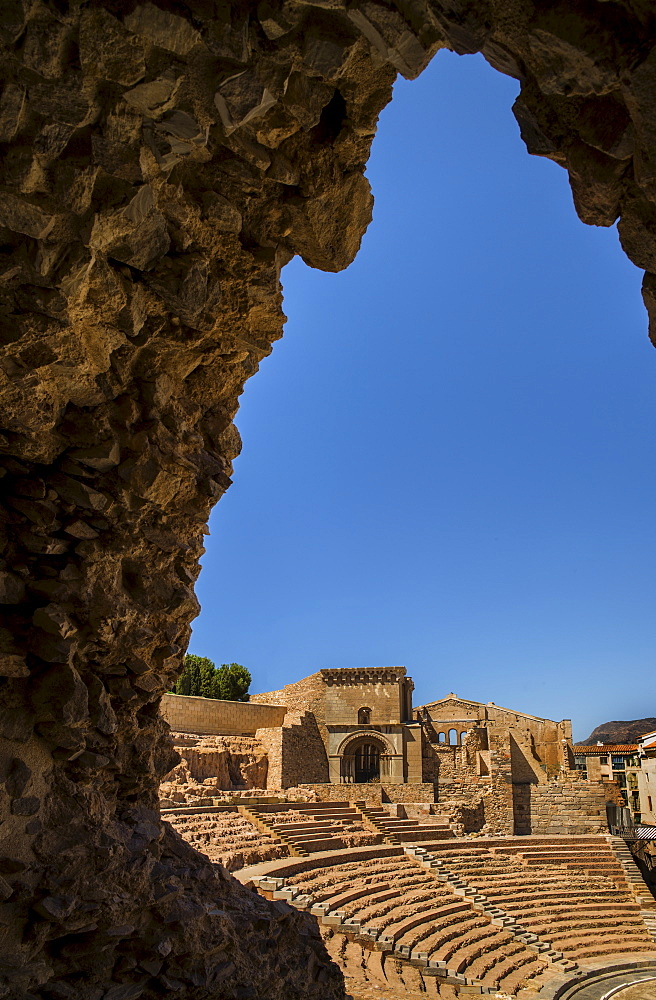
[161,691,286,735]
[160,733,269,803]
[2,0,656,996]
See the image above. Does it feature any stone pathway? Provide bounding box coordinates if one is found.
[610,982,656,999]
[346,983,512,1000]
[551,972,656,1000]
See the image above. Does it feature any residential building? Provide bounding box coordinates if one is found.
[573,743,643,822]
[637,729,656,827]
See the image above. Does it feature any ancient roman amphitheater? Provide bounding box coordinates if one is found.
[158,668,656,999]
[2,0,656,998]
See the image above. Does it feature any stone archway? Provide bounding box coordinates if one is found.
[338,732,393,783]
[2,1,656,996]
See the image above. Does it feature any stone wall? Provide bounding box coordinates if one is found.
[528,779,621,835]
[160,733,269,801]
[321,667,410,726]
[382,782,436,803]
[296,782,435,803]
[161,691,286,735]
[420,696,572,774]
[258,711,329,788]
[253,672,329,740]
[421,721,489,792]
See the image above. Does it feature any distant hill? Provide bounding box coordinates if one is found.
[579,719,656,746]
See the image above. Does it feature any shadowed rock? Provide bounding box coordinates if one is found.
[2,0,656,996]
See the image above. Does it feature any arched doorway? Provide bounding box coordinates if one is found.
[354,741,380,782]
[340,735,390,783]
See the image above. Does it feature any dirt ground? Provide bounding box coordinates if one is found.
[345,978,513,1000]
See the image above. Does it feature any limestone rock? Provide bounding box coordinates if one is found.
[1,0,656,997]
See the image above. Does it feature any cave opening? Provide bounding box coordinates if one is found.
[192,52,654,733]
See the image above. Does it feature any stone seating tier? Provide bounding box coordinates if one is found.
[245,801,384,855]
[164,805,290,870]
[426,838,655,961]
[238,836,656,996]
[275,853,550,993]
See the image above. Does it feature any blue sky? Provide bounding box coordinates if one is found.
[191,51,656,742]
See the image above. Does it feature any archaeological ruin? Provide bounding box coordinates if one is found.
[3,0,656,997]
[159,668,656,996]
[162,667,616,838]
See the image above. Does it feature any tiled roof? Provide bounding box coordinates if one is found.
[642,739,656,750]
[573,744,638,754]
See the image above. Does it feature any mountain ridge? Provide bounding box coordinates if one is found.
[578,718,656,746]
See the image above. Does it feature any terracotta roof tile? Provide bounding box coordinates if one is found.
[572,744,638,753]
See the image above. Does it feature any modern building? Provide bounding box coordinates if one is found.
[637,730,656,827]
[572,743,643,822]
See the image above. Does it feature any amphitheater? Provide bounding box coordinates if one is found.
[160,669,656,999]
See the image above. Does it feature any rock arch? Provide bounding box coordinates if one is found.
[2,0,656,996]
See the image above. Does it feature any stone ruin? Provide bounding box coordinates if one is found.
[160,733,269,803]
[160,669,620,839]
[2,0,656,997]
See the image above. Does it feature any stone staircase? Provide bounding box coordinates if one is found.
[240,801,383,856]
[411,836,656,973]
[356,803,455,845]
[610,836,656,944]
[241,835,656,997]
[405,845,580,980]
[162,803,290,869]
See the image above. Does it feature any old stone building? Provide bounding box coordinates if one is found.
[574,736,656,826]
[417,693,573,775]
[163,665,621,836]
[638,730,656,827]
[252,666,422,785]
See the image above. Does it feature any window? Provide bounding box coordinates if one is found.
[448,729,458,746]
[599,756,608,765]
[611,756,626,769]
[357,707,371,725]
[438,731,446,744]
[460,730,468,744]
[614,772,627,789]
[573,756,588,772]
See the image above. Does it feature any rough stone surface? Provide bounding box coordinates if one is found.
[2,0,656,996]
[161,733,269,799]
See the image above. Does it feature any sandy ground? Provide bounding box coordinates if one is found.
[345,979,512,1000]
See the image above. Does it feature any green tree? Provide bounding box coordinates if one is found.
[213,663,251,702]
[199,659,216,699]
[172,656,251,702]
[173,654,214,697]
